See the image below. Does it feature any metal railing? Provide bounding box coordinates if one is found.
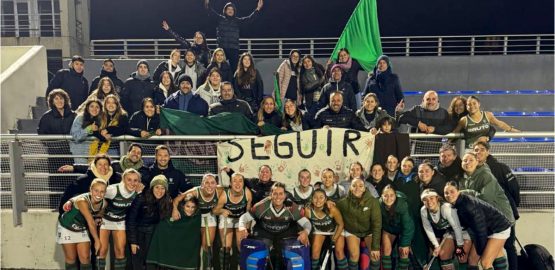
[0,13,61,37]
[1,132,553,226]
[90,34,555,59]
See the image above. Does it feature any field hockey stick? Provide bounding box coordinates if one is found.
[424,237,447,270]
[204,216,213,269]
[320,240,335,270]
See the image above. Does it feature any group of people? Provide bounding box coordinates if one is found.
[55,136,521,270]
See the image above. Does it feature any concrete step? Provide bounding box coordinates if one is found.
[16,119,39,134]
[36,96,47,106]
[32,106,48,120]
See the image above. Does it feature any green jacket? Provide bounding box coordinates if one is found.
[461,165,515,223]
[379,192,414,247]
[336,190,382,251]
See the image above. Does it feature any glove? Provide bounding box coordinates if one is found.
[455,245,465,259]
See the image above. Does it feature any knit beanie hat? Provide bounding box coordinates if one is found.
[137,59,149,70]
[150,174,168,190]
[376,55,391,69]
[177,74,193,86]
[331,64,343,72]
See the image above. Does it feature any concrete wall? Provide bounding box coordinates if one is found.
[1,209,553,269]
[82,55,554,96]
[0,46,48,133]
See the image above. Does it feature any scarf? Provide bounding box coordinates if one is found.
[158,83,169,98]
[90,162,114,182]
[120,155,144,171]
[88,115,119,161]
[337,57,353,71]
[135,72,150,81]
[167,60,182,79]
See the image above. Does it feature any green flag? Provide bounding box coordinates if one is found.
[330,0,383,71]
[273,72,283,111]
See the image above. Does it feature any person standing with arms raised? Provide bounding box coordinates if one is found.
[204,0,263,71]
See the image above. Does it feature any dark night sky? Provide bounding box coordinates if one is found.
[90,0,553,39]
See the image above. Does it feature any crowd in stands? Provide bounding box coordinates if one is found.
[41,1,526,269]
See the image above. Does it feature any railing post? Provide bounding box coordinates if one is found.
[247,39,252,54]
[119,141,129,160]
[123,40,128,58]
[503,36,508,55]
[438,37,443,56]
[9,140,26,226]
[456,139,466,159]
[310,39,314,57]
[278,39,283,58]
[405,37,410,56]
[536,36,541,54]
[470,37,475,56]
[90,40,94,57]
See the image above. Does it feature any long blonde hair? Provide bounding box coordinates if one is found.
[100,94,126,129]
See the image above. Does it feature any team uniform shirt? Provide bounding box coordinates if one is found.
[57,193,105,244]
[420,203,466,247]
[102,183,137,230]
[292,186,314,206]
[308,208,336,235]
[239,197,309,234]
[220,187,248,229]
[464,111,491,149]
[196,187,218,227]
[322,184,346,202]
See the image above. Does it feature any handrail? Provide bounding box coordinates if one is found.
[90,34,555,59]
[1,132,553,141]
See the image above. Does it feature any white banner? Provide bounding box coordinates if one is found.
[217,128,375,188]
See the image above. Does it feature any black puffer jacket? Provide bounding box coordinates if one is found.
[436,157,464,183]
[486,155,520,219]
[147,161,193,199]
[452,193,512,256]
[126,193,164,245]
[201,61,233,83]
[313,106,357,129]
[417,170,447,198]
[89,68,125,94]
[319,80,357,112]
[46,68,89,111]
[121,72,156,116]
[209,98,253,120]
[208,2,259,50]
[37,108,76,135]
[128,110,162,137]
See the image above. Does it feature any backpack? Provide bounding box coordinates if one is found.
[518,238,554,270]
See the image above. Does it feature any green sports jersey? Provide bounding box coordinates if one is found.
[59,193,105,232]
[309,208,336,233]
[197,187,218,215]
[104,184,136,222]
[250,197,301,233]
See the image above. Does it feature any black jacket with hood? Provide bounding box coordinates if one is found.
[208,2,259,50]
[121,72,156,116]
[89,68,125,94]
[46,68,89,111]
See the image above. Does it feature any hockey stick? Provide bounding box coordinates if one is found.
[320,241,334,270]
[424,237,447,270]
[204,216,213,270]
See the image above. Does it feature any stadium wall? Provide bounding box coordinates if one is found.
[0,46,48,133]
[0,210,553,269]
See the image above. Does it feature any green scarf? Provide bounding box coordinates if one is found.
[119,156,144,171]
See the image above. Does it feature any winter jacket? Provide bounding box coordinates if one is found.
[209,98,254,120]
[173,62,206,89]
[436,157,464,183]
[147,161,192,199]
[397,105,454,135]
[69,114,101,164]
[417,170,447,198]
[259,111,282,128]
[208,2,259,50]
[233,69,264,112]
[486,155,520,219]
[366,177,394,196]
[313,106,358,129]
[354,107,390,131]
[89,68,125,94]
[195,82,222,106]
[201,61,233,83]
[46,68,89,111]
[326,58,364,94]
[460,165,515,223]
[128,110,162,137]
[336,191,382,250]
[452,193,512,256]
[152,61,182,86]
[152,84,177,106]
[165,28,211,67]
[121,72,156,116]
[379,192,414,247]
[282,113,311,131]
[58,169,121,214]
[318,79,357,112]
[163,90,209,117]
[126,193,164,245]
[276,60,300,103]
[364,72,404,116]
[37,108,76,135]
[393,171,417,189]
[103,113,129,138]
[300,63,326,109]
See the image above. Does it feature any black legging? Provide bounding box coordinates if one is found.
[129,226,154,270]
[505,225,518,270]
